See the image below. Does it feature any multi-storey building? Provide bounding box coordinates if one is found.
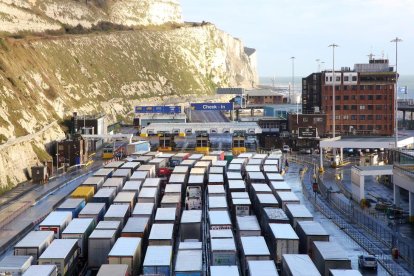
[302,59,396,136]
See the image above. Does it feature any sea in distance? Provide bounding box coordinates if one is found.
[260,75,414,100]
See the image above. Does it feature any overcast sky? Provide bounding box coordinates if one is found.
[181,0,413,77]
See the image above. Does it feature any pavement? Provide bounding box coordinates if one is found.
[189,110,229,123]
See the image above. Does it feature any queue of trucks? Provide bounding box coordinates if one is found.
[0,149,363,276]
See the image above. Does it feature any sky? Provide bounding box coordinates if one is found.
[180,0,413,77]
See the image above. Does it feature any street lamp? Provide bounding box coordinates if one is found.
[55,141,59,175]
[290,56,295,104]
[296,95,300,124]
[329,44,339,138]
[316,59,321,72]
[391,37,402,149]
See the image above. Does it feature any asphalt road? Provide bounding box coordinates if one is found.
[189,110,229,123]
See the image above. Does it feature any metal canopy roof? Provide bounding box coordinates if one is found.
[320,136,414,149]
[141,122,262,134]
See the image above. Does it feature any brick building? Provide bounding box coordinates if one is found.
[302,59,396,136]
[246,90,287,105]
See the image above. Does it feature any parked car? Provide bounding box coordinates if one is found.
[282,145,290,153]
[358,255,377,270]
[299,148,312,154]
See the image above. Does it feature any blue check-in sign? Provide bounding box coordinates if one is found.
[191,103,233,111]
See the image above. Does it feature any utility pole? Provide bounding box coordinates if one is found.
[55,141,59,175]
[329,44,339,139]
[290,57,295,104]
[316,59,321,72]
[391,37,402,150]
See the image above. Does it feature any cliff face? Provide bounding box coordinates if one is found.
[0,0,183,34]
[0,23,258,187]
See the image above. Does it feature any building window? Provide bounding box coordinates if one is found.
[303,117,308,122]
[368,115,373,120]
[343,115,349,120]
[376,115,382,120]
[368,105,373,110]
[344,76,349,81]
[344,85,348,90]
[367,125,373,130]
[335,105,341,110]
[351,95,356,100]
[376,85,381,90]
[360,95,365,100]
[352,85,357,91]
[368,95,373,100]
[368,85,373,90]
[352,76,357,81]
[335,86,340,90]
[313,117,323,123]
[360,115,366,120]
[336,76,340,81]
[335,96,340,100]
[376,105,382,110]
[376,95,382,100]
[351,115,357,120]
[351,105,357,110]
[359,125,365,130]
[343,105,349,110]
[360,85,365,90]
[375,125,382,130]
[344,95,349,100]
[360,105,365,110]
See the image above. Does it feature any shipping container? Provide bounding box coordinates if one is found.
[161,194,181,210]
[92,188,116,209]
[236,216,261,237]
[112,169,132,182]
[143,246,172,276]
[138,187,158,204]
[275,192,300,211]
[175,250,203,276]
[39,211,72,239]
[240,236,271,275]
[104,204,130,227]
[285,204,313,229]
[188,175,205,187]
[209,211,232,230]
[165,184,182,196]
[208,174,224,185]
[108,237,142,276]
[210,266,240,276]
[56,198,85,218]
[296,221,329,257]
[228,180,246,193]
[94,168,115,180]
[245,165,261,172]
[102,178,124,192]
[148,224,175,246]
[329,269,363,276]
[180,159,197,168]
[210,238,237,266]
[122,181,142,196]
[154,208,178,224]
[247,172,266,184]
[105,161,125,170]
[210,229,234,239]
[22,265,57,276]
[136,155,153,165]
[62,218,95,258]
[173,166,190,175]
[113,191,136,211]
[256,194,279,210]
[137,165,157,178]
[189,154,204,161]
[232,198,252,217]
[208,185,226,197]
[96,264,129,276]
[38,239,78,276]
[81,176,105,193]
[70,186,95,202]
[268,223,299,264]
[227,172,243,181]
[142,178,162,189]
[180,210,202,242]
[247,260,278,276]
[120,162,140,171]
[78,203,106,224]
[266,173,284,182]
[95,221,121,237]
[312,241,352,276]
[263,165,279,174]
[14,231,54,261]
[132,202,155,219]
[130,171,149,181]
[171,153,191,167]
[251,183,272,194]
[88,229,117,269]
[269,181,291,193]
[209,166,224,174]
[0,255,33,276]
[281,254,321,276]
[149,158,168,172]
[179,241,202,250]
[208,196,228,211]
[169,174,187,185]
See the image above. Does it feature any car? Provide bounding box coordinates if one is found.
[358,255,378,270]
[299,148,312,154]
[282,145,290,153]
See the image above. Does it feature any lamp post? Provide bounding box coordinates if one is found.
[328,44,339,138]
[290,57,295,104]
[55,141,59,175]
[391,37,402,149]
[296,95,300,124]
[316,59,321,72]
